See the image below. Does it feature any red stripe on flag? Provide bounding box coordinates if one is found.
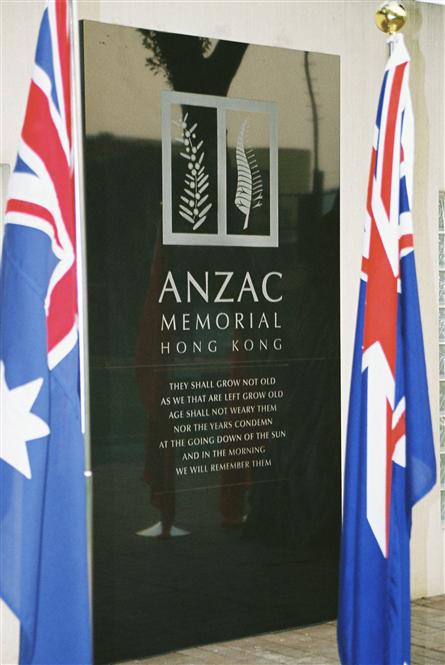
[55,0,71,145]
[47,265,77,353]
[392,411,406,449]
[6,199,63,249]
[399,234,413,253]
[20,80,77,353]
[21,82,74,246]
[361,256,369,278]
[381,63,407,219]
[362,215,398,374]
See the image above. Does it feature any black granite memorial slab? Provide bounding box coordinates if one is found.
[82,21,341,664]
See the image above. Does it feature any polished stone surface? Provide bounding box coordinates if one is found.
[121,596,445,665]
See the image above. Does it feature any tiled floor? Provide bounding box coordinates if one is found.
[122,596,445,665]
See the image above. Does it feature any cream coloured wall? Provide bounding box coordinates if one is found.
[1,1,444,659]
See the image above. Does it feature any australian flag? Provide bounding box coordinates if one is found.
[0,2,91,663]
[337,34,436,665]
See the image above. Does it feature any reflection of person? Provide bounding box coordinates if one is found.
[133,33,252,537]
[135,237,256,534]
[135,235,180,538]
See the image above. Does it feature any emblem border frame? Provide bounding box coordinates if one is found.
[161,90,278,247]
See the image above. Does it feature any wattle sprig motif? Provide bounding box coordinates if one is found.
[175,112,212,231]
[235,118,263,230]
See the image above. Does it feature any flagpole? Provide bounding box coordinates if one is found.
[375,2,407,55]
[69,0,93,612]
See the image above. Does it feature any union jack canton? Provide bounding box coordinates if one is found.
[0,2,91,663]
[337,34,436,665]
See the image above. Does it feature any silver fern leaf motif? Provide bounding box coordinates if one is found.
[174,112,212,231]
[235,119,263,230]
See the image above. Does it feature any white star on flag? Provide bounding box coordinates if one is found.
[0,361,50,479]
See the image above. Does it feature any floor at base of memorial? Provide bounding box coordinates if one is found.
[121,595,445,665]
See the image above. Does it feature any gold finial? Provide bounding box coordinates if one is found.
[375,2,407,35]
